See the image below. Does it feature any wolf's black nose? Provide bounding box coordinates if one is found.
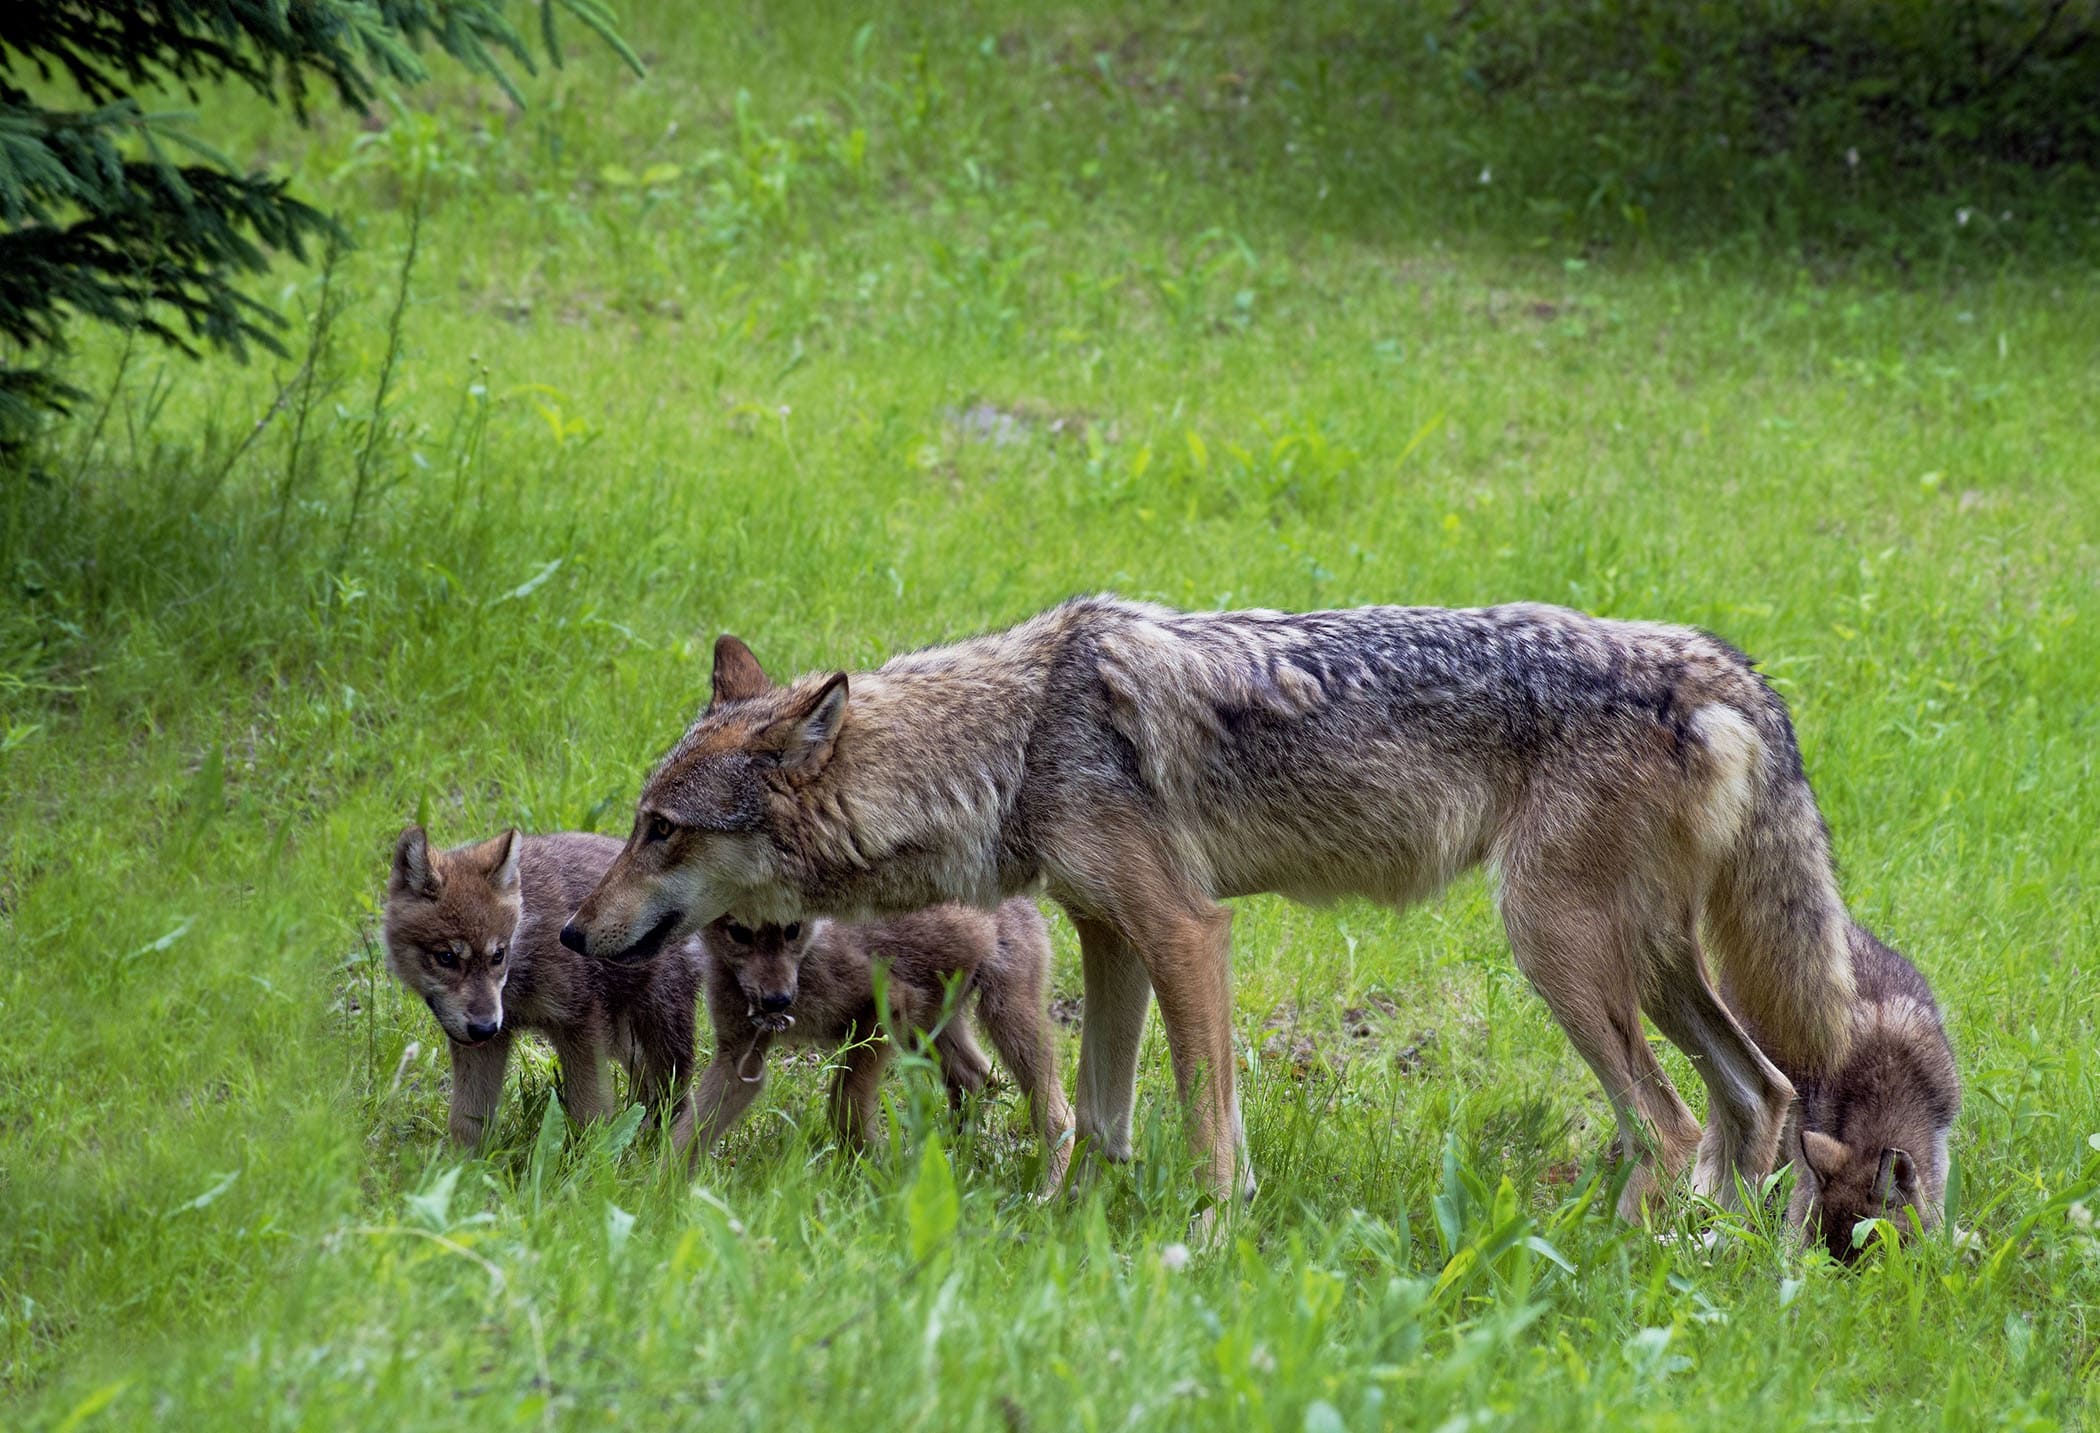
[464,1019,500,1042]
[558,923,588,955]
[758,991,793,1014]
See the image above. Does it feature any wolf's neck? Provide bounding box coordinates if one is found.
[780,648,1050,914]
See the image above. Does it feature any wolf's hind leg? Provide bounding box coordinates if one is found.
[1501,888,1702,1222]
[1123,898,1249,1215]
[1065,911,1151,1164]
[1639,926,1794,1206]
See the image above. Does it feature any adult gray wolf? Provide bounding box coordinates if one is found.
[1728,919,1958,1260]
[384,827,701,1150]
[560,596,1857,1223]
[682,898,1073,1193]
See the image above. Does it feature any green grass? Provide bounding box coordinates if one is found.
[4,1,2100,1426]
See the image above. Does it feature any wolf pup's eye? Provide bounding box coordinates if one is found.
[645,814,675,843]
[783,922,801,943]
[432,947,460,970]
[490,944,506,966]
[727,921,754,946]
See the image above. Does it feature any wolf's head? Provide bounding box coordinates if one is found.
[383,826,521,1046]
[1798,1130,1928,1262]
[562,635,846,965]
[700,915,821,1032]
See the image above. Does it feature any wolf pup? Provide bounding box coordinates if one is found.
[565,597,1861,1224]
[383,826,702,1150]
[684,898,1074,1191]
[1729,920,1959,1261]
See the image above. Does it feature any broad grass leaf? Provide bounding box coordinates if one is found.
[906,1133,958,1264]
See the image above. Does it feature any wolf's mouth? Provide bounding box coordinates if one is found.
[748,1008,796,1034]
[605,907,685,965]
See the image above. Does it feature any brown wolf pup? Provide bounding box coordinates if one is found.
[383,827,702,1150]
[1728,919,1959,1260]
[562,597,1860,1224]
[682,899,1074,1192]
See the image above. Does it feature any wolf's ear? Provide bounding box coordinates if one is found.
[392,825,440,898]
[757,672,849,776]
[1800,1130,1850,1183]
[484,829,522,893]
[1875,1147,1917,1204]
[710,635,771,710]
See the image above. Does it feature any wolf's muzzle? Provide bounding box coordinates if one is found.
[598,908,685,966]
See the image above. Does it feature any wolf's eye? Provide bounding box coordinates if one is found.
[726,921,754,946]
[490,944,506,966]
[645,814,675,843]
[783,922,801,943]
[432,947,460,970]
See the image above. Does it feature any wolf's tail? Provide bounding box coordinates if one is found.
[1696,691,1856,1074]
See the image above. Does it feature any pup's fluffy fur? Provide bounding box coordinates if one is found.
[1730,920,1959,1260]
[683,898,1073,1191]
[383,827,701,1149]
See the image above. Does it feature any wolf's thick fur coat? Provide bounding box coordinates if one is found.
[568,596,1859,1217]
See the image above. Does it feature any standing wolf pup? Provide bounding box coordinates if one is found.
[682,898,1073,1192]
[562,597,1857,1224]
[1728,919,1959,1260]
[384,827,701,1149]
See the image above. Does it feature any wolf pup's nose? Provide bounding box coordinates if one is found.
[464,1018,501,1042]
[558,923,588,955]
[758,991,794,1014]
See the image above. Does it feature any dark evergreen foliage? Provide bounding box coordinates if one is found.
[0,2,638,444]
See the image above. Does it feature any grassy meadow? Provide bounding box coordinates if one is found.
[3,1,2099,1426]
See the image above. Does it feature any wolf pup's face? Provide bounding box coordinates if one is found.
[562,635,848,965]
[383,826,521,1046]
[1799,1130,1924,1262]
[704,916,818,1032]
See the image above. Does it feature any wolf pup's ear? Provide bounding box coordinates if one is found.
[1799,1130,1849,1183]
[392,824,440,898]
[1875,1147,1917,1205]
[484,829,522,893]
[759,672,849,776]
[710,634,771,710]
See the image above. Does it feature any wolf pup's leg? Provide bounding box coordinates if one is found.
[827,1027,895,1150]
[447,1032,513,1149]
[1500,882,1703,1221]
[549,1026,616,1127]
[974,936,1077,1197]
[686,1029,772,1164]
[1065,911,1152,1165]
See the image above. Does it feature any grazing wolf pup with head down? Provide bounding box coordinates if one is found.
[683,898,1074,1192]
[563,596,1860,1224]
[1729,920,1959,1261]
[383,827,702,1150]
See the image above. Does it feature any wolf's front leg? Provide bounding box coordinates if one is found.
[685,1032,772,1163]
[447,1032,513,1149]
[1066,911,1152,1164]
